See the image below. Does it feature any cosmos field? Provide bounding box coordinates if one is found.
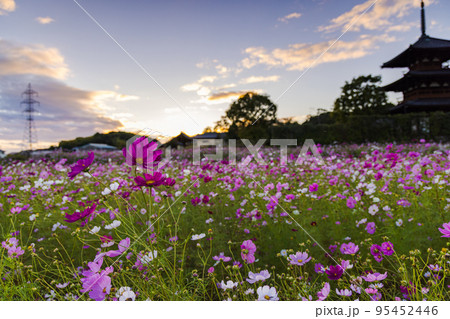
[0,139,449,301]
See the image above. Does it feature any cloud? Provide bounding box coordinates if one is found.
[0,0,15,15]
[0,39,69,79]
[0,40,138,152]
[181,75,218,92]
[240,75,280,84]
[36,16,54,24]
[318,0,435,33]
[278,12,302,23]
[241,34,396,71]
[0,76,129,152]
[208,91,254,101]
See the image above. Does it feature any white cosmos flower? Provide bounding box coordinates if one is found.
[368,204,379,216]
[257,286,279,301]
[105,220,121,229]
[116,287,136,301]
[110,182,120,191]
[220,280,238,290]
[101,188,111,196]
[29,214,36,221]
[396,219,403,227]
[191,233,206,240]
[89,226,101,234]
[141,250,157,264]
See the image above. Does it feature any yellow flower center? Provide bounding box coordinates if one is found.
[146,180,155,185]
[264,295,270,300]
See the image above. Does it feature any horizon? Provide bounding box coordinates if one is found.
[1,0,450,153]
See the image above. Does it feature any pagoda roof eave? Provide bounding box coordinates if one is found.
[382,35,450,68]
[383,69,450,91]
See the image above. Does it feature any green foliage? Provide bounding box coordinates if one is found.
[215,93,277,139]
[333,75,393,117]
[271,112,450,144]
[58,131,135,150]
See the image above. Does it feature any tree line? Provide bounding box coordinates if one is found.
[211,75,450,143]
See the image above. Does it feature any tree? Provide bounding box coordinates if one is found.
[333,75,393,117]
[214,92,277,139]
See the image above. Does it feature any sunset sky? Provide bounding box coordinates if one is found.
[1,0,450,152]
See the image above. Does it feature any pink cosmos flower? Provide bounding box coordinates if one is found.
[340,260,353,270]
[10,207,22,214]
[365,287,378,294]
[7,246,24,258]
[241,240,256,264]
[81,270,113,301]
[105,238,130,258]
[336,288,352,297]
[2,237,19,249]
[134,172,165,187]
[317,282,330,301]
[346,197,357,209]
[315,263,325,274]
[247,270,271,284]
[68,152,95,180]
[361,272,388,282]
[373,254,384,262]
[366,222,376,235]
[213,252,231,262]
[122,136,162,169]
[438,222,450,238]
[288,251,312,266]
[340,242,359,255]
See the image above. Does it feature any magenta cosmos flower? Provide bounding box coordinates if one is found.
[309,183,318,192]
[288,251,312,266]
[65,203,97,223]
[241,240,256,264]
[361,272,387,282]
[381,241,394,255]
[438,222,450,238]
[134,172,165,187]
[325,265,344,280]
[370,244,382,256]
[122,136,162,169]
[340,242,359,255]
[68,152,95,180]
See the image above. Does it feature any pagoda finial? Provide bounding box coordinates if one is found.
[421,0,426,36]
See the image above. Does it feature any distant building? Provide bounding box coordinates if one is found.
[0,149,5,158]
[73,143,117,151]
[193,132,227,139]
[163,132,228,148]
[163,132,193,148]
[383,1,450,113]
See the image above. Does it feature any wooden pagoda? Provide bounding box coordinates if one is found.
[382,1,450,113]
